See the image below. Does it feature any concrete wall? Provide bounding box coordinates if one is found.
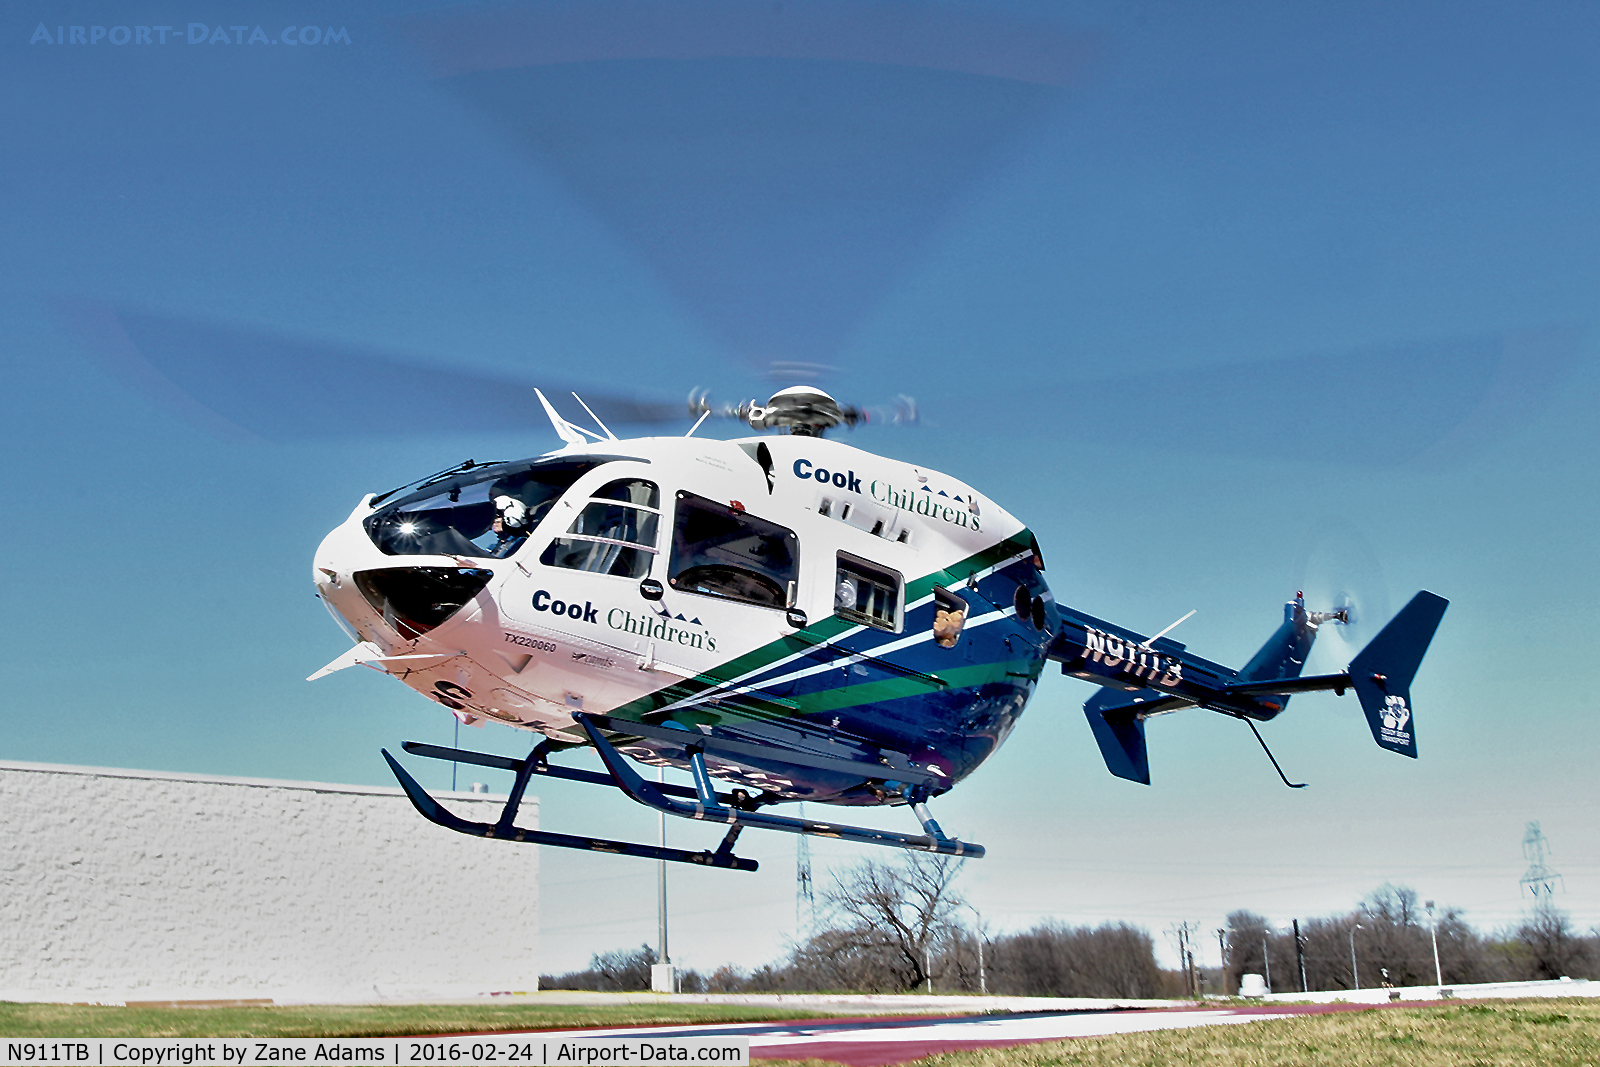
[0,760,538,1003]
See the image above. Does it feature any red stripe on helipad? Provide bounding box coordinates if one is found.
[745,1002,1443,1066]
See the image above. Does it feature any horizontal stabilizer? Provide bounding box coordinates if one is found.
[1348,591,1449,758]
[1225,673,1351,698]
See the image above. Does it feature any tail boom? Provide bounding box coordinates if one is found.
[1053,591,1449,781]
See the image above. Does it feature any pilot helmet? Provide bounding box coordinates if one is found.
[494,495,530,531]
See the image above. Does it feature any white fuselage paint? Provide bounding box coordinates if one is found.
[311,436,1025,756]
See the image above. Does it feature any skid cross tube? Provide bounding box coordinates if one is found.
[575,714,984,858]
[400,740,743,805]
[381,747,758,871]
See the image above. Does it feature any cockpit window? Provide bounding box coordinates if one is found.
[364,458,605,558]
[542,479,660,579]
[668,492,798,608]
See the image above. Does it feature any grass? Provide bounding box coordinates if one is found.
[0,1001,827,1039]
[6,997,1598,1065]
[762,998,1600,1067]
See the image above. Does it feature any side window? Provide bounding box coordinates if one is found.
[541,479,660,579]
[668,492,799,608]
[834,553,902,632]
[933,586,967,648]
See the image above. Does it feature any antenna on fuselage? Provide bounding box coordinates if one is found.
[570,392,619,441]
[535,388,610,445]
[1141,610,1196,650]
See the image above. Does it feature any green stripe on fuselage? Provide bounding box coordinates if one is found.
[777,658,1044,720]
[609,530,1039,726]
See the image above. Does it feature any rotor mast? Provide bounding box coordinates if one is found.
[691,385,863,437]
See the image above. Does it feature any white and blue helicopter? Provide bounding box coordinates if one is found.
[309,384,1448,872]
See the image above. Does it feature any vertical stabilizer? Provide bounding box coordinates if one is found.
[1348,591,1449,758]
[1235,594,1320,717]
[1083,687,1151,784]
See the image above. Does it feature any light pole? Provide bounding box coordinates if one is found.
[1262,932,1272,994]
[1426,900,1442,987]
[658,803,669,965]
[652,767,673,993]
[977,932,986,996]
[1348,923,1363,990]
[966,905,988,995]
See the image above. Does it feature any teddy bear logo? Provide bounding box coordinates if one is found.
[1381,694,1410,733]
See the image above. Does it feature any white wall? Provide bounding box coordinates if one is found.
[0,760,538,1003]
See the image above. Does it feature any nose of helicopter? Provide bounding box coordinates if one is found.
[312,522,366,637]
[313,518,496,644]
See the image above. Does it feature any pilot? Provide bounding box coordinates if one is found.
[491,494,531,556]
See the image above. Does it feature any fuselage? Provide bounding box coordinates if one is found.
[314,434,1055,806]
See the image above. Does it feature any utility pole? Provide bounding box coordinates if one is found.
[1172,923,1197,998]
[1426,900,1442,987]
[1216,928,1227,996]
[1293,919,1307,993]
[1180,925,1189,997]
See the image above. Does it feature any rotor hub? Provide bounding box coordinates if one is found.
[743,386,860,436]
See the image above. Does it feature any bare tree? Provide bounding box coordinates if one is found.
[990,922,1163,998]
[541,943,657,990]
[935,927,990,993]
[1432,908,1499,984]
[1512,904,1593,980]
[819,852,966,991]
[1356,884,1434,986]
[1226,910,1296,993]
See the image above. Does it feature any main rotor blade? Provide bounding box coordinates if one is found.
[939,327,1581,467]
[61,302,684,441]
[394,1,1089,366]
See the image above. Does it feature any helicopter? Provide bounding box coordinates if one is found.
[310,384,1448,872]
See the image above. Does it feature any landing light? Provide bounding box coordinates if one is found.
[398,521,417,535]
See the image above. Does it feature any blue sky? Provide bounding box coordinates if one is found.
[4,0,1598,977]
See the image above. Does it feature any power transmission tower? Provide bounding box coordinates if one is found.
[1520,821,1564,903]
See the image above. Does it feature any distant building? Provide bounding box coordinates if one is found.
[0,760,538,1003]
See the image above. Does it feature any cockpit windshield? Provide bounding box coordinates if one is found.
[364,458,606,558]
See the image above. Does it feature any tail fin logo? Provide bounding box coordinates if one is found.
[1380,694,1411,740]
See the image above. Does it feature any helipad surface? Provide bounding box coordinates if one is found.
[513,1006,1310,1065]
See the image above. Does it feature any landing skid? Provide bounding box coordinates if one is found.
[381,748,757,870]
[381,716,983,871]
